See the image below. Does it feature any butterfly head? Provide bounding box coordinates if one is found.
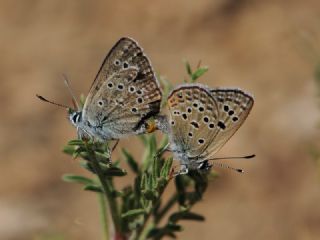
[68,109,82,127]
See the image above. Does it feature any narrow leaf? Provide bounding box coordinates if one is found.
[63,145,76,155]
[122,148,139,174]
[169,211,205,222]
[67,139,85,146]
[121,208,146,219]
[138,135,148,146]
[83,184,103,193]
[184,60,192,77]
[62,174,94,185]
[160,157,173,179]
[191,66,208,82]
[104,167,127,177]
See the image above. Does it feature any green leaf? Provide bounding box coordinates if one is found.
[63,145,76,155]
[169,211,205,222]
[83,184,103,193]
[184,60,192,77]
[62,174,94,185]
[166,223,182,232]
[79,160,95,173]
[191,66,208,82]
[143,189,158,201]
[140,173,147,190]
[152,155,160,185]
[122,148,139,174]
[155,177,167,194]
[148,223,182,239]
[104,167,127,177]
[138,135,148,146]
[134,176,141,200]
[67,139,85,146]
[160,157,173,179]
[175,175,187,206]
[111,190,123,198]
[158,135,169,153]
[121,208,146,219]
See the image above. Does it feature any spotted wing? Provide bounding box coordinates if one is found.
[83,37,162,138]
[167,84,219,159]
[204,88,254,159]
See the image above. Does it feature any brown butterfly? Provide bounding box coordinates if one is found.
[38,37,162,142]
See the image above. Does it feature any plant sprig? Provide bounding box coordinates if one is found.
[62,61,214,240]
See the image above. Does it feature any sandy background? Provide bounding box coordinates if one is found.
[1,0,320,239]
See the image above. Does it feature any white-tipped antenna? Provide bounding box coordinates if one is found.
[209,154,255,161]
[36,94,71,109]
[63,74,80,110]
[210,162,244,173]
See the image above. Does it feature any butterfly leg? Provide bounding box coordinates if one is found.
[111,139,120,152]
[173,164,189,176]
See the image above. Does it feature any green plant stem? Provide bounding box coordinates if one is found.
[135,182,169,240]
[155,194,178,224]
[85,143,123,239]
[137,222,154,240]
[98,193,110,240]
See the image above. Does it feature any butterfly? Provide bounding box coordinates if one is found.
[164,83,254,175]
[37,37,162,142]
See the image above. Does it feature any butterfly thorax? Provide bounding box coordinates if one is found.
[169,141,203,167]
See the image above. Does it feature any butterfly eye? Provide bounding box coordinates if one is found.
[203,116,209,123]
[224,105,229,112]
[171,120,175,125]
[209,123,215,129]
[198,138,205,144]
[136,89,143,95]
[232,116,239,122]
[107,82,114,88]
[72,113,80,123]
[187,107,192,113]
[228,110,234,116]
[188,132,193,138]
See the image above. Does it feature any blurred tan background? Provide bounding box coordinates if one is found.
[1,0,320,239]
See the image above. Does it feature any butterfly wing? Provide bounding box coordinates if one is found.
[167,84,254,163]
[204,88,254,159]
[167,84,219,161]
[82,37,162,139]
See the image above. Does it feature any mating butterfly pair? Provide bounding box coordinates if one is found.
[38,37,254,175]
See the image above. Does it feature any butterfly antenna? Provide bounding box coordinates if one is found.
[210,162,244,173]
[63,74,80,110]
[36,94,71,109]
[208,154,255,161]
